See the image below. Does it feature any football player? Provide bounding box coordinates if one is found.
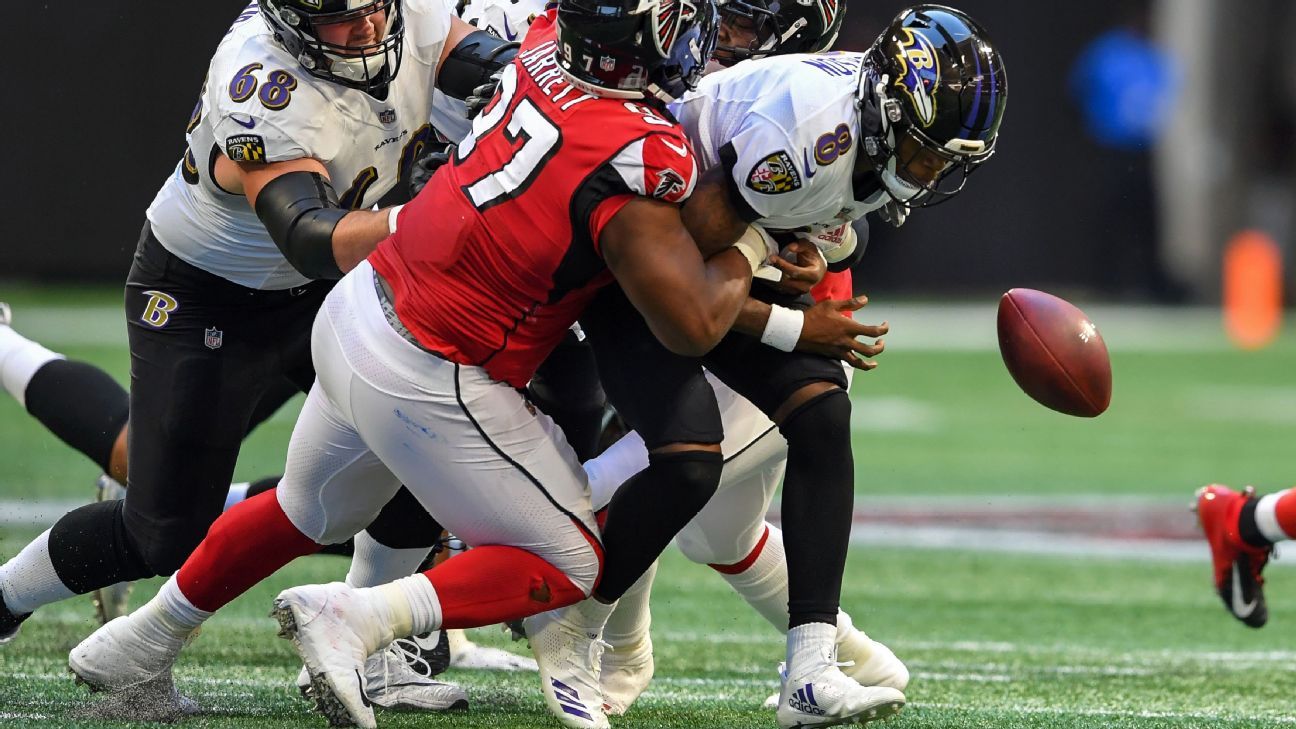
[0,0,522,715]
[66,2,779,728]
[1195,484,1294,628]
[527,5,1007,728]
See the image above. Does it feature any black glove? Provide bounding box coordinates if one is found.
[464,70,504,120]
[408,144,454,199]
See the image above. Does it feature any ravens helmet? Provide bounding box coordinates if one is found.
[713,0,844,64]
[260,0,405,94]
[557,0,719,101]
[859,4,1007,206]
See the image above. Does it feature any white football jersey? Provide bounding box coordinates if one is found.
[147,0,453,290]
[670,52,887,234]
[460,0,548,42]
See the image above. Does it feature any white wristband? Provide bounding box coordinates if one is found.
[760,304,804,352]
[387,205,404,235]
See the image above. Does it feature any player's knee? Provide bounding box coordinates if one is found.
[676,523,758,567]
[777,387,851,449]
[645,448,724,515]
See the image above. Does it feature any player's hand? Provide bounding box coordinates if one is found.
[408,144,454,199]
[796,295,888,370]
[767,240,827,295]
[465,70,504,119]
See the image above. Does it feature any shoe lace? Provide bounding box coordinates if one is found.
[392,636,433,678]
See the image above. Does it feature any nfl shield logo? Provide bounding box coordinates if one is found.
[204,327,224,350]
[379,108,397,124]
[600,55,617,72]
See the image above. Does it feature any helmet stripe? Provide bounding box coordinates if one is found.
[961,41,982,135]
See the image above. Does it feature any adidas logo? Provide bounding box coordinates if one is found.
[788,684,826,716]
[551,678,593,721]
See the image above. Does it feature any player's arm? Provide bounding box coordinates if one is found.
[601,198,754,357]
[435,18,518,100]
[237,158,392,279]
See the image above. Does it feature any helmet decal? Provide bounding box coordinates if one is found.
[655,0,683,59]
[816,0,841,32]
[892,28,940,128]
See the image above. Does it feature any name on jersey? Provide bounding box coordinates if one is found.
[226,134,266,162]
[746,150,802,195]
[518,41,598,112]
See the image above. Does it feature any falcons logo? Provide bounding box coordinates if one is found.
[653,168,687,200]
[654,0,681,57]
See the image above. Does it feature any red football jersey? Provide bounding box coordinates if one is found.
[811,270,852,304]
[371,11,699,388]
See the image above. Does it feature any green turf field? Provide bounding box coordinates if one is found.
[2,285,1295,727]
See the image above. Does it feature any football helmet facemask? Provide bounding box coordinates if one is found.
[713,0,843,65]
[261,0,405,94]
[858,4,1007,207]
[557,0,719,102]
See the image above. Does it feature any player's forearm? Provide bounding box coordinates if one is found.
[332,209,395,274]
[666,248,753,355]
[732,297,772,337]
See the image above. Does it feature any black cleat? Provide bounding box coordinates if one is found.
[0,590,31,646]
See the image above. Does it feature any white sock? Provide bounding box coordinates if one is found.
[345,530,432,588]
[0,530,75,614]
[147,576,214,637]
[566,594,616,634]
[0,325,63,408]
[370,574,442,638]
[222,482,251,512]
[603,560,656,647]
[785,621,837,679]
[583,431,650,511]
[715,524,790,632]
[1254,490,1295,542]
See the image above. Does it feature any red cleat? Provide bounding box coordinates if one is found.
[1194,485,1272,628]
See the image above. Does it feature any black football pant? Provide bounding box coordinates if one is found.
[46,226,439,595]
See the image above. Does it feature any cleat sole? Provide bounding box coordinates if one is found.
[271,601,356,727]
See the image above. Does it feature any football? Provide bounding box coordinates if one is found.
[997,288,1112,417]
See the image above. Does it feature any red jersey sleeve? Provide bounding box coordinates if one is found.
[585,130,699,252]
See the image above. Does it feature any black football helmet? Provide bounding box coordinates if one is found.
[859,4,1007,207]
[714,0,844,63]
[260,0,405,94]
[557,0,719,102]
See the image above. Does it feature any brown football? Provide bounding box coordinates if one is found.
[997,288,1112,417]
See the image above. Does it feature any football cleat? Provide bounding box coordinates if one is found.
[68,614,200,720]
[92,475,134,625]
[524,610,610,729]
[272,582,394,729]
[448,628,538,671]
[0,301,11,327]
[763,634,909,710]
[600,633,654,716]
[1194,485,1273,628]
[0,589,31,646]
[295,640,468,713]
[394,630,451,678]
[775,662,905,728]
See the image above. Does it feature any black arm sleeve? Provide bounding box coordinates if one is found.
[253,171,348,280]
[437,29,519,100]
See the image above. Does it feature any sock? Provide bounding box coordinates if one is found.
[223,483,251,512]
[1250,488,1296,545]
[369,573,442,638]
[144,575,214,638]
[583,431,650,512]
[346,530,432,588]
[712,524,790,632]
[565,594,617,634]
[602,560,655,647]
[422,545,589,629]
[597,450,722,601]
[785,621,837,679]
[0,530,75,614]
[175,490,322,612]
[779,390,853,628]
[0,325,63,407]
[24,359,130,474]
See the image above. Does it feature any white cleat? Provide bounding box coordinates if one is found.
[0,302,10,327]
[92,475,134,625]
[524,610,610,729]
[448,628,538,671]
[600,634,653,716]
[272,582,393,729]
[296,641,469,713]
[68,615,199,720]
[839,636,908,692]
[775,663,905,728]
